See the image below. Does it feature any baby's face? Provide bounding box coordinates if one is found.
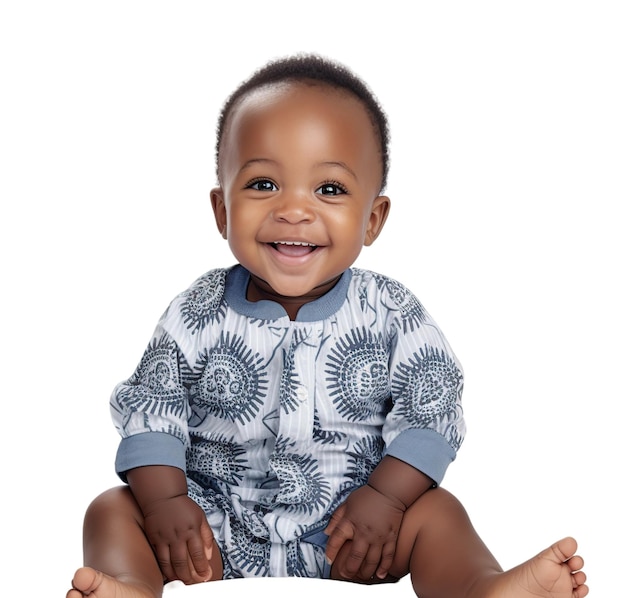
[211,82,390,300]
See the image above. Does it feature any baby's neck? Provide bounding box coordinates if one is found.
[246,274,341,320]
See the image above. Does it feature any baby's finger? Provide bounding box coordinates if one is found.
[324,520,353,564]
[340,537,370,579]
[154,543,176,582]
[358,544,382,581]
[187,535,210,580]
[324,504,346,537]
[375,540,396,579]
[169,541,194,583]
[186,552,212,583]
[200,519,215,561]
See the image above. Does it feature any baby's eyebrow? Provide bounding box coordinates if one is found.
[314,161,357,180]
[239,158,278,173]
[238,158,357,180]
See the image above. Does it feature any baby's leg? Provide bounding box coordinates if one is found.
[67,487,163,598]
[67,486,223,598]
[389,488,588,598]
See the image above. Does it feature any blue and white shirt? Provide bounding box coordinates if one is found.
[112,265,465,549]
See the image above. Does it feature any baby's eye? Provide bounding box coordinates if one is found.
[247,179,278,192]
[316,182,347,196]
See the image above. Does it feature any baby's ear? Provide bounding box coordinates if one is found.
[364,195,391,246]
[210,188,228,239]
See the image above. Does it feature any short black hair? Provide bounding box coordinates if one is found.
[215,53,390,192]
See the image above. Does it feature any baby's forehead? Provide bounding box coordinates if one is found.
[230,80,365,123]
[224,80,382,154]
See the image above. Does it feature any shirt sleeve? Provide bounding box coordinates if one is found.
[110,326,191,481]
[381,284,465,485]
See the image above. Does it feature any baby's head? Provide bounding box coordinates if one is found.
[215,54,390,193]
[210,54,392,309]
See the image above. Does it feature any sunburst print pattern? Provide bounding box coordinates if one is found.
[270,439,332,515]
[286,541,320,577]
[229,520,271,576]
[392,345,463,427]
[376,274,427,333]
[187,432,248,485]
[312,409,347,445]
[114,333,187,420]
[179,269,228,333]
[325,327,390,421]
[190,332,268,424]
[346,435,385,486]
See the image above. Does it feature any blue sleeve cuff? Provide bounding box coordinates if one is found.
[115,432,187,482]
[385,428,456,485]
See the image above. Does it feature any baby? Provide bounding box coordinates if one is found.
[67,54,587,598]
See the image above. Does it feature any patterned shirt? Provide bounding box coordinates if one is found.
[112,265,465,548]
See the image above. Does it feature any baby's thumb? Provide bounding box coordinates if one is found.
[324,503,346,536]
[200,519,214,560]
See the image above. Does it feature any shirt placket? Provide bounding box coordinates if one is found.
[267,323,319,574]
[273,323,316,446]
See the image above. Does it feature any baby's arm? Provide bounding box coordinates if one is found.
[126,465,214,583]
[325,455,433,581]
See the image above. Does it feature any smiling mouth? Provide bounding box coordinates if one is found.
[270,241,319,257]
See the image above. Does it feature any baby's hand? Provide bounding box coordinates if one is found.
[324,484,405,581]
[142,494,214,583]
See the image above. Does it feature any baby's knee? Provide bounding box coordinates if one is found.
[84,486,140,522]
[405,487,470,525]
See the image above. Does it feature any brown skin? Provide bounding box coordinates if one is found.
[210,82,391,306]
[67,82,588,598]
[325,456,434,580]
[125,466,216,584]
[68,485,587,598]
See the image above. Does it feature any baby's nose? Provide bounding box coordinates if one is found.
[272,192,315,223]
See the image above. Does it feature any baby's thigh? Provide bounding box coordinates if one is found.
[328,490,463,583]
[391,487,494,581]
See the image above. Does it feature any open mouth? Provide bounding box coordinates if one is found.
[270,241,319,257]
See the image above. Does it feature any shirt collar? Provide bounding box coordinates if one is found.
[224,264,352,322]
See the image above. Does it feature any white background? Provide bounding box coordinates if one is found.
[1,2,623,596]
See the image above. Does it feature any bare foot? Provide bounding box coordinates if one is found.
[66,567,159,598]
[479,537,588,598]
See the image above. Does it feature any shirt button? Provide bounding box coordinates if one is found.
[296,388,308,402]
